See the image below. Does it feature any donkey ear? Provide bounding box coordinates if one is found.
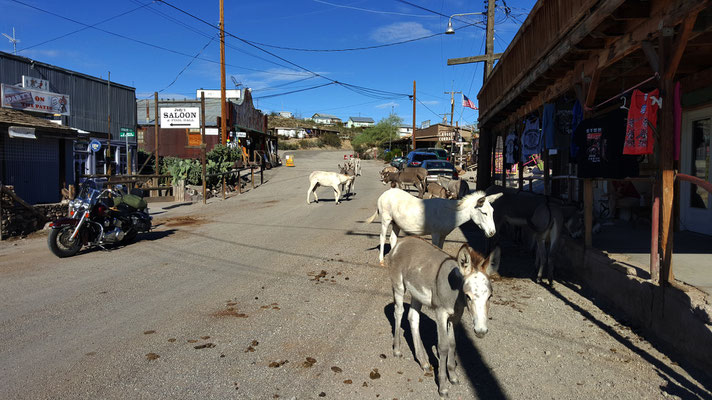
[483,246,501,276]
[475,196,486,208]
[456,244,474,274]
[486,193,503,203]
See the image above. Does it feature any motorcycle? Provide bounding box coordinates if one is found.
[47,179,152,258]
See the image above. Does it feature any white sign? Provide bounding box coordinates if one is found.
[236,131,247,138]
[8,126,37,139]
[205,128,219,136]
[22,76,50,91]
[160,107,200,129]
[1,84,71,116]
[196,89,241,99]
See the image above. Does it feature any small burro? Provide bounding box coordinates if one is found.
[385,236,500,398]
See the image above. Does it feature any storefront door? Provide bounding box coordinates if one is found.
[680,107,712,235]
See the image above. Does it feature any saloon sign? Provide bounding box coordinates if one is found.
[160,107,200,129]
[1,83,71,116]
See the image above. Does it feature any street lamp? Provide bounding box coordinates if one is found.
[445,12,485,34]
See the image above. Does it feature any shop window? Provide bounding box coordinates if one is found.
[690,118,711,209]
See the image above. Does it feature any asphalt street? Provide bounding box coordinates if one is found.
[1,150,710,399]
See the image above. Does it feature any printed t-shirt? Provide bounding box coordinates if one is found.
[574,109,638,179]
[542,103,557,149]
[521,117,541,162]
[504,133,518,165]
[623,89,660,155]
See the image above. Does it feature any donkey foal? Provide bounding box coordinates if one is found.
[387,237,500,398]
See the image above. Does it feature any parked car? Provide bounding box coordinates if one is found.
[390,156,407,170]
[421,159,458,183]
[405,151,438,168]
[414,147,450,161]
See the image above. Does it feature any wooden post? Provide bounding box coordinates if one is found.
[251,167,255,189]
[584,179,593,248]
[219,0,227,146]
[476,130,492,190]
[517,124,524,190]
[0,183,3,241]
[651,181,660,284]
[412,80,417,150]
[543,149,550,195]
[201,93,207,205]
[658,15,697,285]
[222,176,226,200]
[154,92,159,175]
[260,163,264,185]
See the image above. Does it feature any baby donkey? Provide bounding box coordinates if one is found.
[386,237,500,398]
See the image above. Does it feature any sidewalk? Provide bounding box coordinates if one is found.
[593,221,712,296]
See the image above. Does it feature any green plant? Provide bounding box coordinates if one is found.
[318,133,341,148]
[278,141,299,150]
[299,139,315,149]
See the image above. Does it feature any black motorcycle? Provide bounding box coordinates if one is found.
[48,179,152,258]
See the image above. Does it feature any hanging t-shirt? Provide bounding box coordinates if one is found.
[574,109,638,179]
[504,132,518,164]
[623,89,660,155]
[555,97,575,156]
[520,117,541,162]
[542,103,557,149]
[570,100,583,159]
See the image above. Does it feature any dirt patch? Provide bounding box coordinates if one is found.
[162,216,206,227]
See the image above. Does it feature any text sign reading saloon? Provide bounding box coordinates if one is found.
[160,107,200,129]
[1,83,71,116]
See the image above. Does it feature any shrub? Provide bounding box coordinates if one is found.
[278,141,299,150]
[318,133,341,148]
[299,139,315,149]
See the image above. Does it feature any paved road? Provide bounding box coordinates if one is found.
[1,150,710,399]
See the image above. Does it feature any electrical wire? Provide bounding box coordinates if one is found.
[18,2,153,52]
[253,82,336,100]
[156,0,412,100]
[9,0,310,77]
[154,36,215,96]
[312,0,435,17]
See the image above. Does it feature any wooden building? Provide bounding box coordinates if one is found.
[476,0,712,286]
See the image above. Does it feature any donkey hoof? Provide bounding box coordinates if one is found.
[379,260,385,267]
[439,388,449,398]
[420,362,431,371]
[393,349,402,358]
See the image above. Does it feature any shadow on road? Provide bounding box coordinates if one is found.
[546,282,712,398]
[383,303,507,399]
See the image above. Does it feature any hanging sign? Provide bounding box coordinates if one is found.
[89,139,102,152]
[236,131,247,138]
[22,76,50,91]
[8,126,37,139]
[1,83,71,116]
[160,107,200,129]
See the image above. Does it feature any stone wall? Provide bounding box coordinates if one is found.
[1,188,67,239]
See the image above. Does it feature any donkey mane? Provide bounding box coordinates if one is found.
[453,190,486,210]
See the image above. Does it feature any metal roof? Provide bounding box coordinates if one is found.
[312,113,340,119]
[348,117,374,123]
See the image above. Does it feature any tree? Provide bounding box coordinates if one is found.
[352,114,402,150]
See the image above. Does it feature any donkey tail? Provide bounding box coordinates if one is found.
[365,209,379,224]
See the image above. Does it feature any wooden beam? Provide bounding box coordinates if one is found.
[447,53,504,66]
[481,0,710,129]
[641,40,660,74]
[665,13,700,79]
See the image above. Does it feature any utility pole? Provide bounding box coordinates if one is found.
[411,81,416,151]
[444,81,461,126]
[446,0,501,85]
[154,92,159,175]
[219,0,227,145]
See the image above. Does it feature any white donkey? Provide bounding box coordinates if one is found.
[365,188,502,264]
[306,171,355,205]
[387,236,500,398]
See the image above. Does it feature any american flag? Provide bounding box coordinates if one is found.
[462,94,478,110]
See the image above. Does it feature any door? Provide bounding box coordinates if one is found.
[680,108,712,235]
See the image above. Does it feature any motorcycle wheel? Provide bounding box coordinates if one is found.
[48,226,82,258]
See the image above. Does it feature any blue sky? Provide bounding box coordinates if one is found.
[1,0,535,126]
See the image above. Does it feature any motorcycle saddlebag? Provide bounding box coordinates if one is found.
[114,194,147,210]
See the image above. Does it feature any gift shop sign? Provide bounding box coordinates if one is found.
[160,107,200,129]
[1,84,71,116]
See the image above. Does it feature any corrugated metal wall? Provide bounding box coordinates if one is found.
[2,135,60,204]
[0,52,136,141]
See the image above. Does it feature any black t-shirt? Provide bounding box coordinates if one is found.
[574,109,638,179]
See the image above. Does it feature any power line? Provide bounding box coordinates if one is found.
[253,82,336,100]
[18,2,152,52]
[9,0,310,77]
[156,0,412,100]
[312,0,435,18]
[154,36,216,96]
